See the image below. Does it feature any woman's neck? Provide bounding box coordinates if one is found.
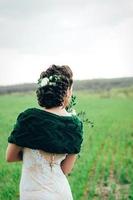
[43,106,70,116]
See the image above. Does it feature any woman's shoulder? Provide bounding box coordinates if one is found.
[15,107,35,122]
[16,107,83,128]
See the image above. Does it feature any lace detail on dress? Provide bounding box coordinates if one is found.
[22,148,67,172]
[20,147,73,199]
[32,149,67,172]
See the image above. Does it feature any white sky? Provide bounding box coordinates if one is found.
[0,0,133,86]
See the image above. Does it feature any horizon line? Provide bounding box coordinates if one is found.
[0,75,133,87]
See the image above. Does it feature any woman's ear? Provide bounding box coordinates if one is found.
[67,87,72,98]
[70,85,73,97]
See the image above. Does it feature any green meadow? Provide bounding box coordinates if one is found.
[0,91,133,200]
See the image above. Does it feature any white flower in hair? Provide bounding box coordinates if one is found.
[49,76,53,81]
[49,82,56,86]
[38,74,61,87]
[40,77,49,87]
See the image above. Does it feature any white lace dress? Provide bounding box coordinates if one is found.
[19,147,73,200]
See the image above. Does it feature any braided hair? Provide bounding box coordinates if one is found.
[36,64,73,109]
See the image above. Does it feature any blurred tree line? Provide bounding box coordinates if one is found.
[0,77,133,96]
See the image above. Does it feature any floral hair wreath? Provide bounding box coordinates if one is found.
[37,74,62,88]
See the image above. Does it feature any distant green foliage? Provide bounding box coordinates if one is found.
[73,77,133,91]
[0,77,133,94]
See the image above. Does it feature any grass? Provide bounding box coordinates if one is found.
[0,90,133,200]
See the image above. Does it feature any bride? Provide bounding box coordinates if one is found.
[6,64,84,200]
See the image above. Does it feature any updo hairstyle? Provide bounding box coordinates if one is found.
[36,64,73,109]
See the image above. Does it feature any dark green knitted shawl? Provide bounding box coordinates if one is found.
[8,108,84,154]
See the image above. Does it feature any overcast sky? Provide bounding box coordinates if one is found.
[0,0,133,86]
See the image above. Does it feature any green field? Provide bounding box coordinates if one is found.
[0,91,133,200]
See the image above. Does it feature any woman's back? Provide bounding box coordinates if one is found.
[20,147,73,200]
[6,65,84,200]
